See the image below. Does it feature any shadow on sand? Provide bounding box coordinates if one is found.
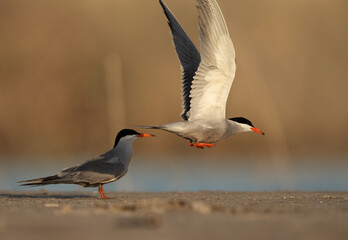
[0,192,96,199]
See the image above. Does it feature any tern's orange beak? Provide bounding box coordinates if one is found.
[250,127,265,135]
[137,133,155,137]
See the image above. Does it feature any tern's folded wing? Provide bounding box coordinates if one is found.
[59,156,127,185]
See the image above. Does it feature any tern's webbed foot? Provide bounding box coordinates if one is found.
[189,142,214,149]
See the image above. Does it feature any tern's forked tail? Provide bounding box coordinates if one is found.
[18,175,61,186]
[135,125,164,130]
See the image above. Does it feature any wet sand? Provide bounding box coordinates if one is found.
[0,191,347,240]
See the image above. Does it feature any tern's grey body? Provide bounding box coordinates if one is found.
[19,129,154,199]
[142,0,264,148]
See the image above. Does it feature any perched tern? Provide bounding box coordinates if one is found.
[141,0,264,149]
[18,129,154,199]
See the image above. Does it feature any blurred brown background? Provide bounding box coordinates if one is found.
[0,0,347,160]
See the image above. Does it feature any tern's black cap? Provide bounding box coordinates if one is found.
[114,129,140,148]
[229,117,254,127]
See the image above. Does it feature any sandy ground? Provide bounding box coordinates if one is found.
[0,191,347,240]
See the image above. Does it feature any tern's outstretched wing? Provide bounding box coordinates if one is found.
[188,0,236,121]
[159,0,201,121]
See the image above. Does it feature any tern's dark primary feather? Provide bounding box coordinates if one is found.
[159,0,201,121]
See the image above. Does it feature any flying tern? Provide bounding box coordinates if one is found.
[141,0,264,148]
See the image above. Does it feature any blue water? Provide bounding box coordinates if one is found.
[1,156,347,193]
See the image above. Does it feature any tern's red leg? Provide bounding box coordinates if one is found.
[189,142,214,149]
[98,185,109,199]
